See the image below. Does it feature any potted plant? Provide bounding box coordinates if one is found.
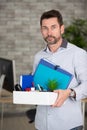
[63,19,87,49]
[46,79,60,92]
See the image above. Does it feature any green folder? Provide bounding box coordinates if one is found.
[33,59,73,91]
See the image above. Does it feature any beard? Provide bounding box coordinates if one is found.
[44,35,60,45]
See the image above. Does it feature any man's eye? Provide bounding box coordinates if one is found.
[51,26,56,30]
[42,27,48,31]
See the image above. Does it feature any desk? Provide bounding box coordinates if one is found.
[81,98,87,130]
[0,89,13,130]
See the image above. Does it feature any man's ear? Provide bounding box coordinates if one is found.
[61,25,65,35]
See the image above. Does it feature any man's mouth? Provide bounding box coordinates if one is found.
[47,36,54,41]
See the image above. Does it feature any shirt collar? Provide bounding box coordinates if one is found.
[60,39,68,48]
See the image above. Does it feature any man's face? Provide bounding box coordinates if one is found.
[41,17,64,45]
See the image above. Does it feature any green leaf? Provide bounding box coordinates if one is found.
[46,79,60,91]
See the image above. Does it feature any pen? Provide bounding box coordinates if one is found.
[37,84,42,91]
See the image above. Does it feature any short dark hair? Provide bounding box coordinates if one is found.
[40,9,63,26]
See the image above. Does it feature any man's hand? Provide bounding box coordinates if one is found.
[52,89,71,107]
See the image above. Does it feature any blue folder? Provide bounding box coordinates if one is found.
[33,59,73,91]
[20,74,33,91]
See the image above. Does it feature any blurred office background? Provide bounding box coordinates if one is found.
[0,0,87,80]
[0,0,87,130]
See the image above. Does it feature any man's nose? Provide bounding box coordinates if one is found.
[47,29,52,35]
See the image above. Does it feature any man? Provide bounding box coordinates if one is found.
[33,9,87,130]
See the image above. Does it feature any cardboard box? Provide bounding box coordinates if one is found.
[13,91,57,105]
